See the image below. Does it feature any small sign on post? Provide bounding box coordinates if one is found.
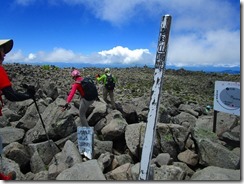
[214,81,240,116]
[77,127,94,159]
[213,81,240,132]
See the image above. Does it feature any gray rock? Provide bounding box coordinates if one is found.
[56,160,106,180]
[17,99,47,130]
[120,103,139,124]
[1,108,22,122]
[190,166,240,180]
[155,153,173,166]
[88,101,107,126]
[101,116,127,141]
[3,142,30,173]
[174,112,197,129]
[130,162,140,180]
[153,165,185,180]
[94,139,113,158]
[197,139,240,169]
[105,163,132,180]
[97,152,114,172]
[0,127,25,146]
[125,122,144,159]
[30,151,46,174]
[28,140,60,165]
[33,170,49,180]
[23,98,76,144]
[173,162,195,179]
[60,140,82,168]
[177,149,198,166]
[178,104,199,117]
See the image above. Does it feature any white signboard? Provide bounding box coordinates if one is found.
[77,127,94,159]
[214,81,240,116]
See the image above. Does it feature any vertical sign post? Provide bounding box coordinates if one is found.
[138,14,172,180]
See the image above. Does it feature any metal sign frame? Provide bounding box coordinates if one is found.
[138,14,172,180]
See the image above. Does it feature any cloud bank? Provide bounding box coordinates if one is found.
[6,46,154,65]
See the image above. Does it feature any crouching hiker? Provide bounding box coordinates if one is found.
[0,39,36,180]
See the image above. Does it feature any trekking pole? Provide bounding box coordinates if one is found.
[23,84,58,165]
[32,97,58,165]
[33,97,50,141]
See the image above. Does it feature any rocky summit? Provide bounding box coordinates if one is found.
[0,63,241,181]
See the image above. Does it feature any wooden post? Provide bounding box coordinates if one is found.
[213,110,218,133]
[138,14,172,180]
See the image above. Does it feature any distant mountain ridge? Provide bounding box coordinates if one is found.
[6,62,240,74]
[166,65,240,74]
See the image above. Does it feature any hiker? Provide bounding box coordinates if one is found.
[96,68,116,109]
[0,39,36,103]
[62,69,96,127]
[0,39,35,180]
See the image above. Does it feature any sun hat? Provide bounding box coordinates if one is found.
[0,39,13,54]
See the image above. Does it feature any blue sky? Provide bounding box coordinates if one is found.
[0,0,241,68]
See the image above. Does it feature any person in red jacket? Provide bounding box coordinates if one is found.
[0,39,35,180]
[62,69,95,127]
[0,39,35,104]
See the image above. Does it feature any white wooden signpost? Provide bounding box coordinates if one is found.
[138,14,172,180]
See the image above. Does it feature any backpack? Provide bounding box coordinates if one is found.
[105,74,115,90]
[80,77,98,101]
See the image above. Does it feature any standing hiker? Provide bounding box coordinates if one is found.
[96,68,116,109]
[0,39,35,180]
[0,39,35,103]
[62,69,97,127]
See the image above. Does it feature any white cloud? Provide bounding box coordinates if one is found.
[27,53,36,60]
[60,0,238,29]
[5,50,25,62]
[98,46,151,64]
[168,29,240,67]
[43,48,76,62]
